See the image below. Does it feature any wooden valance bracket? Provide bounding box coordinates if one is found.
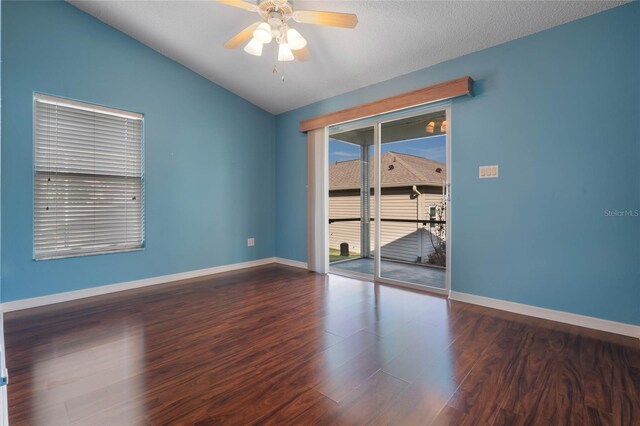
[299,76,473,132]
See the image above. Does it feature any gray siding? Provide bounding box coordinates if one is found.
[329,187,445,263]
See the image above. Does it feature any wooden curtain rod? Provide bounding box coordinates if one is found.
[299,76,473,132]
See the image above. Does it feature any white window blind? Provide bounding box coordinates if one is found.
[34,94,144,260]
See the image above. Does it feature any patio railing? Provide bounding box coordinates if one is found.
[329,218,446,225]
[329,218,447,267]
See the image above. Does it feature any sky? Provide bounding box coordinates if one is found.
[329,134,446,165]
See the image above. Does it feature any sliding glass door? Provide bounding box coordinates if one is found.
[327,105,450,294]
[328,125,375,278]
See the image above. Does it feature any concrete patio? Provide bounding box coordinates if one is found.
[330,257,446,289]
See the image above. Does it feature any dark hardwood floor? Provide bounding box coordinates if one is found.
[4,264,640,425]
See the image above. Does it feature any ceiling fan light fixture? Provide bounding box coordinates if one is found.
[278,43,295,62]
[253,22,273,44]
[286,28,307,50]
[243,37,263,56]
[425,121,435,134]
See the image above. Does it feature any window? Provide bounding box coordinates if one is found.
[34,94,144,260]
[429,206,437,220]
[428,205,437,229]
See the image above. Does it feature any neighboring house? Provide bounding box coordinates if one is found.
[329,151,446,264]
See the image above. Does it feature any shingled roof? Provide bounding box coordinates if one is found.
[329,152,446,190]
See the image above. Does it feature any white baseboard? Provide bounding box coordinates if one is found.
[449,291,640,339]
[2,257,308,313]
[0,310,7,426]
[5,258,636,340]
[274,257,308,269]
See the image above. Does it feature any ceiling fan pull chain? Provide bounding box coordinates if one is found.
[273,41,279,74]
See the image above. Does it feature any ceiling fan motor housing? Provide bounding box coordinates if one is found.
[259,0,293,20]
[267,13,289,44]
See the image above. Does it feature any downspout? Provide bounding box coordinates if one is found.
[412,185,423,263]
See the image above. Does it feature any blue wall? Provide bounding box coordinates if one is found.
[275,3,640,325]
[1,1,276,301]
[2,1,638,325]
[0,0,3,305]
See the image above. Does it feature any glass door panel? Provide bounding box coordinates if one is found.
[328,125,375,278]
[377,110,448,290]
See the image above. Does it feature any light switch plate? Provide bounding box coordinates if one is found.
[479,165,499,179]
[247,238,255,247]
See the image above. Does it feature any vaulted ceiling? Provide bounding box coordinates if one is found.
[69,1,625,114]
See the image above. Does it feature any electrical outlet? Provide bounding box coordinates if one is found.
[479,165,499,179]
[247,238,255,247]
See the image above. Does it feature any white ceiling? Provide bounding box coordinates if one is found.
[69,0,625,114]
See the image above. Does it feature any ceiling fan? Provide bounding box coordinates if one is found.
[217,0,358,63]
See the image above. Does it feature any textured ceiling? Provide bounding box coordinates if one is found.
[68,0,625,114]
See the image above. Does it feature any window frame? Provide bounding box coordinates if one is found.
[32,93,146,261]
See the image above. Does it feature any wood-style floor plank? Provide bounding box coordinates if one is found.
[4,264,639,425]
